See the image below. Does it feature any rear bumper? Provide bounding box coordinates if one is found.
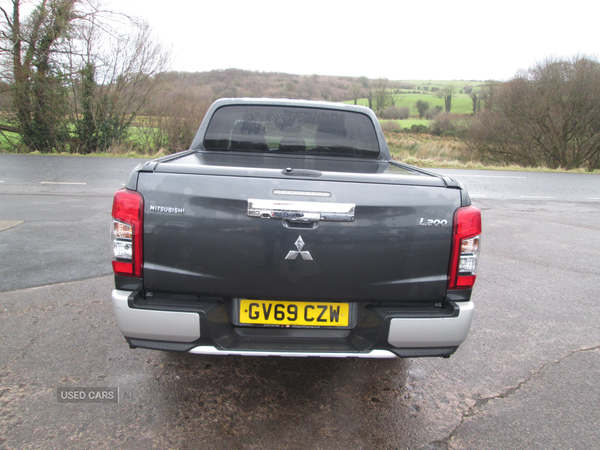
[112,289,474,358]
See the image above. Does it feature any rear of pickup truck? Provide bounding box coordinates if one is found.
[111,99,481,358]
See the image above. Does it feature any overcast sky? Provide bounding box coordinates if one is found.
[110,0,598,81]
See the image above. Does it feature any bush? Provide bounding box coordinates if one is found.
[382,106,409,120]
[425,107,441,120]
[432,113,471,137]
[138,89,210,153]
[409,124,430,134]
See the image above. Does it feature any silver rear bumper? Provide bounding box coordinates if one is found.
[112,290,200,342]
[388,300,474,348]
[112,289,474,357]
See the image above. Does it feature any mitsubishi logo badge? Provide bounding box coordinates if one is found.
[285,236,313,260]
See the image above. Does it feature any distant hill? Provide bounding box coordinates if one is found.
[151,69,491,105]
[152,69,365,103]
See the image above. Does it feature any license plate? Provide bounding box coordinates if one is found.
[239,299,349,327]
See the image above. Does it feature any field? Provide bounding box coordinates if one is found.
[380,119,432,129]
[349,93,475,115]
[344,79,488,116]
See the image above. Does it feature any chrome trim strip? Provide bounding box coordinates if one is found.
[387,301,474,348]
[188,346,397,358]
[248,199,355,222]
[111,290,200,342]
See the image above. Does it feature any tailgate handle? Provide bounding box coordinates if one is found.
[248,199,355,222]
[283,212,321,222]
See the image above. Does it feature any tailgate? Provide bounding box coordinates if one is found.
[139,171,461,303]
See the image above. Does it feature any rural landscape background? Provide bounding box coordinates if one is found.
[1,0,600,172]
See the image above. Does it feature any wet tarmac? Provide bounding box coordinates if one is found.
[2,156,600,449]
[0,277,425,449]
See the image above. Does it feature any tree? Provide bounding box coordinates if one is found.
[372,77,389,114]
[438,84,455,113]
[0,0,168,153]
[67,7,168,153]
[366,82,373,110]
[470,56,600,170]
[478,80,501,112]
[357,76,369,89]
[470,90,478,115]
[0,0,78,150]
[349,83,362,105]
[388,81,402,106]
[415,100,429,119]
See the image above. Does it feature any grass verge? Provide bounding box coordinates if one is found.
[2,132,599,174]
[385,132,600,173]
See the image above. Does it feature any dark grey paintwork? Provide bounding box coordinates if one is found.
[140,169,460,302]
[115,98,473,357]
[130,99,466,303]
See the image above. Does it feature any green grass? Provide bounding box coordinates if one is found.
[379,119,431,132]
[345,79,491,115]
[0,130,21,151]
[349,92,475,115]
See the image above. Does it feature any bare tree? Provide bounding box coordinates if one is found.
[478,80,501,112]
[0,0,168,152]
[372,77,389,115]
[349,83,362,105]
[68,14,169,152]
[388,81,402,106]
[470,56,600,170]
[139,84,210,154]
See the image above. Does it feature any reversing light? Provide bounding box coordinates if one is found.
[111,189,143,277]
[112,221,133,259]
[448,206,482,290]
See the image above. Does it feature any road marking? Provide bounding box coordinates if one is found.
[444,175,527,179]
[520,196,556,199]
[0,221,23,232]
[41,182,87,185]
[587,198,600,200]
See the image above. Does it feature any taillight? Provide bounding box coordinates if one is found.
[111,189,144,277]
[448,205,481,290]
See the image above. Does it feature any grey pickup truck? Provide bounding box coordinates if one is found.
[111,98,481,358]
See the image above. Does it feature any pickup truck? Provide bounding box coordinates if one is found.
[110,98,481,358]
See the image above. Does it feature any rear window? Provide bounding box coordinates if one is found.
[202,105,380,158]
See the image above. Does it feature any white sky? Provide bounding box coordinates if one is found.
[110,0,598,81]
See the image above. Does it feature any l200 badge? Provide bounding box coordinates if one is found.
[419,218,448,226]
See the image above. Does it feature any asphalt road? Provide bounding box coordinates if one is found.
[0,154,147,292]
[1,154,599,449]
